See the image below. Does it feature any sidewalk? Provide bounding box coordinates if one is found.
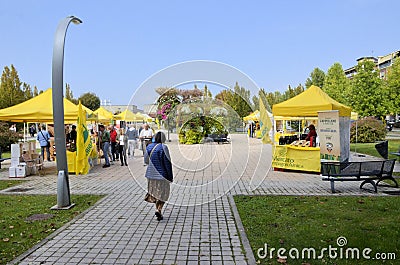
[1,134,397,265]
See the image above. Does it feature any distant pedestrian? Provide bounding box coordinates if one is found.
[69,125,77,150]
[109,125,119,161]
[29,124,36,137]
[126,125,138,158]
[144,131,173,221]
[118,128,128,166]
[99,125,111,168]
[37,125,51,161]
[139,123,154,156]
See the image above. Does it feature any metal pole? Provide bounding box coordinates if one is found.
[51,16,82,209]
[167,118,171,142]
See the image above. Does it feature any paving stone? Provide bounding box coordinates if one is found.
[3,135,380,265]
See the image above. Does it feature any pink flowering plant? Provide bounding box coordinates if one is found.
[156,89,181,123]
[157,103,172,120]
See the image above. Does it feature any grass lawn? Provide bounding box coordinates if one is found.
[350,139,400,160]
[235,195,400,265]
[1,151,10,159]
[0,194,104,264]
[0,180,26,191]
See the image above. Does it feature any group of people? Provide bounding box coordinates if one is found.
[98,123,155,168]
[34,121,173,222]
[248,122,259,138]
[99,125,129,168]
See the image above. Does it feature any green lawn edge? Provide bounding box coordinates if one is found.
[234,195,400,265]
[0,194,105,264]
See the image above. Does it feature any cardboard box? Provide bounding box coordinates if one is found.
[9,166,17,178]
[10,157,20,167]
[11,144,20,158]
[9,165,27,178]
[17,165,27,177]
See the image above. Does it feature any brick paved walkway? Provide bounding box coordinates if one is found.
[1,134,396,265]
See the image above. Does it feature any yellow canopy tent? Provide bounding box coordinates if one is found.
[243,110,260,122]
[114,109,137,121]
[91,106,113,123]
[0,88,84,122]
[272,85,351,117]
[81,105,93,115]
[351,112,358,121]
[243,110,273,122]
[135,112,153,122]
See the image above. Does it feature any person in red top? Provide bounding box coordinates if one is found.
[305,124,317,145]
[109,125,119,161]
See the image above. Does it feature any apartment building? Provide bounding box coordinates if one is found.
[344,50,400,79]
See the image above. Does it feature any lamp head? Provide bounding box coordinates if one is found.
[68,16,83,25]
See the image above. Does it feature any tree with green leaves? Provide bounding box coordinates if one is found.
[323,62,350,105]
[386,58,400,114]
[252,94,259,111]
[215,82,253,118]
[0,65,25,109]
[305,67,325,88]
[78,92,100,111]
[265,91,283,107]
[215,89,233,103]
[293,84,305,96]
[252,88,269,111]
[203,85,212,99]
[65,83,74,100]
[33,86,39,97]
[349,60,389,117]
[231,82,253,118]
[22,83,33,100]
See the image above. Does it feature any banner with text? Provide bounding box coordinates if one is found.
[318,110,340,161]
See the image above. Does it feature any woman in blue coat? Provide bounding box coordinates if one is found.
[144,131,173,221]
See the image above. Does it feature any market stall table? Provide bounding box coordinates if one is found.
[271,85,351,172]
[272,145,320,172]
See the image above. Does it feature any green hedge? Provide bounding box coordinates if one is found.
[0,122,19,151]
[350,117,386,143]
[178,116,227,144]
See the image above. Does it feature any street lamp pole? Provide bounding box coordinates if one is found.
[51,16,82,209]
[167,117,171,142]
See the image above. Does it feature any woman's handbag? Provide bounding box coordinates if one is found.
[40,131,50,147]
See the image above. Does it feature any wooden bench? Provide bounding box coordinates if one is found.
[321,159,398,193]
[0,147,10,169]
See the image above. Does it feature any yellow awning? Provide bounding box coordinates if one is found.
[272,85,351,117]
[243,110,260,121]
[114,109,137,121]
[351,112,358,120]
[0,88,83,122]
[91,106,114,123]
[135,112,153,122]
[243,110,272,122]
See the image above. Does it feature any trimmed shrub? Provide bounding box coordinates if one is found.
[179,116,227,144]
[350,117,386,143]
